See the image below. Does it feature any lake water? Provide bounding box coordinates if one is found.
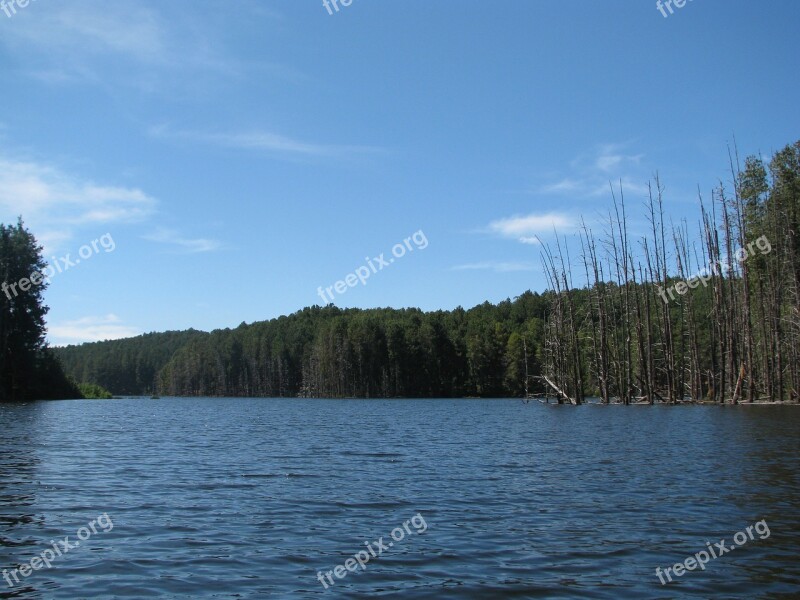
[1,398,799,599]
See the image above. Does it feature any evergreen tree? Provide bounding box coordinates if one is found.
[0,219,79,401]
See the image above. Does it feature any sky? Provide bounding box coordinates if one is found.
[0,0,797,346]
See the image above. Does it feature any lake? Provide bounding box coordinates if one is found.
[1,398,799,598]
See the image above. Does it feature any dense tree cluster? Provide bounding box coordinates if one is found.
[77,382,114,400]
[0,220,80,401]
[55,330,208,395]
[56,298,550,398]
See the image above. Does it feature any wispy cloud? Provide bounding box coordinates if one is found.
[452,261,536,273]
[535,143,649,198]
[148,125,380,159]
[486,212,575,244]
[0,1,167,79]
[592,143,644,173]
[518,236,541,245]
[144,228,221,254]
[48,314,141,345]
[0,0,285,91]
[0,156,156,251]
[540,178,583,195]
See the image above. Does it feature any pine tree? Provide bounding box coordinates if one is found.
[0,219,79,401]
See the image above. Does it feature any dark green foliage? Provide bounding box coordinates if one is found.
[0,219,81,401]
[55,294,552,398]
[77,382,113,399]
[54,330,208,395]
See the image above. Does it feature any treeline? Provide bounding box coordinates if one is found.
[54,141,799,404]
[159,300,553,398]
[55,284,718,400]
[0,220,81,401]
[55,330,208,395]
[540,141,799,404]
[56,297,551,398]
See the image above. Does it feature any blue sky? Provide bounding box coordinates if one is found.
[0,0,797,345]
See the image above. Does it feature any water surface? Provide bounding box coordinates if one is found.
[1,398,798,598]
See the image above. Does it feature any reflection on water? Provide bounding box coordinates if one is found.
[0,399,798,598]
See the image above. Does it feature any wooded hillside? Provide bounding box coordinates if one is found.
[54,142,800,403]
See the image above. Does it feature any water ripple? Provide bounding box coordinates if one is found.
[0,399,798,598]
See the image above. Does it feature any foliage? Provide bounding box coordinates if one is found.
[54,330,208,395]
[0,219,81,401]
[77,382,114,399]
[56,295,552,398]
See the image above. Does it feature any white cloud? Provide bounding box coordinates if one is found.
[519,236,541,245]
[452,261,536,273]
[144,228,221,254]
[488,212,575,243]
[149,125,380,159]
[0,1,167,76]
[540,178,582,194]
[0,156,157,251]
[48,314,140,345]
[0,0,279,91]
[48,5,166,64]
[593,144,643,173]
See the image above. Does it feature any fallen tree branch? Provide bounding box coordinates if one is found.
[538,375,577,405]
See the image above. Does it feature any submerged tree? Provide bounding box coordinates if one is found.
[540,141,800,403]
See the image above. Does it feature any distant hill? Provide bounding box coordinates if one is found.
[54,329,209,395]
[52,294,552,398]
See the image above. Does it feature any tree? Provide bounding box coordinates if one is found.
[0,219,79,401]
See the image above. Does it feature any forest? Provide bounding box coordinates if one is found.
[55,297,551,398]
[36,141,800,403]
